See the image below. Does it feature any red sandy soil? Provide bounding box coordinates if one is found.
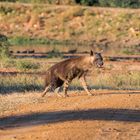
[0,90,140,140]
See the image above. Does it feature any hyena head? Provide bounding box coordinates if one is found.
[90,50,104,68]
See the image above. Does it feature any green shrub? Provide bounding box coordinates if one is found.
[0,45,9,59]
[47,49,63,58]
[0,0,140,8]
[77,0,98,6]
[16,61,40,71]
[0,34,10,60]
[9,36,63,46]
[77,0,140,8]
[98,0,137,7]
[1,59,16,68]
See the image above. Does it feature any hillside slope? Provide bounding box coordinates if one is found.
[0,3,140,47]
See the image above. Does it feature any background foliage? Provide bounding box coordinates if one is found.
[0,0,140,8]
[0,34,10,60]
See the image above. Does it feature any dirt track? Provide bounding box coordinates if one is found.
[0,90,140,140]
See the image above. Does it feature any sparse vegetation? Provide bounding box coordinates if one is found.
[9,36,79,46]
[0,0,140,8]
[9,36,59,46]
[71,71,140,91]
[47,48,63,58]
[16,60,40,71]
[92,71,140,90]
[0,34,11,69]
[0,74,43,94]
[0,34,10,60]
[0,3,140,50]
[0,71,140,94]
[122,45,140,55]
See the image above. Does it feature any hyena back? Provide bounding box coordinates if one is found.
[42,50,103,97]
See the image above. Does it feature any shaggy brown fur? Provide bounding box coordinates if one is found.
[42,51,103,97]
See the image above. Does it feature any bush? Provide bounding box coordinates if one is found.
[16,61,40,71]
[1,59,16,68]
[47,49,63,58]
[0,0,75,4]
[0,34,10,60]
[9,36,63,46]
[98,0,140,8]
[76,0,98,6]
[0,0,140,8]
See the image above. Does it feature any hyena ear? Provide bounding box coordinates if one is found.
[90,50,94,56]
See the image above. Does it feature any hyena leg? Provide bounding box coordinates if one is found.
[42,81,57,97]
[80,76,92,96]
[63,79,71,97]
[55,87,63,97]
[41,85,52,97]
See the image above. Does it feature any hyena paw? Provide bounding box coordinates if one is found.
[56,93,63,97]
[56,93,69,98]
[88,93,93,96]
[41,93,45,97]
[63,94,69,97]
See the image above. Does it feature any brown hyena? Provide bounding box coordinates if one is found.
[42,50,103,97]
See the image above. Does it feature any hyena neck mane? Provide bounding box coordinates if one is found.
[76,56,94,70]
[49,55,95,73]
[64,56,94,71]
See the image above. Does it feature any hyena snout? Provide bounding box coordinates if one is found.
[97,61,103,68]
[92,52,104,68]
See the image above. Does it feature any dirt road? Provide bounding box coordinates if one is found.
[0,90,140,140]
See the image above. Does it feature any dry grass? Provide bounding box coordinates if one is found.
[71,71,140,90]
[0,74,43,94]
[0,57,140,94]
[0,70,140,95]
